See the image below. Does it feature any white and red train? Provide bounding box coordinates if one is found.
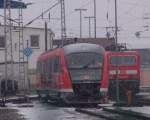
[36,43,140,104]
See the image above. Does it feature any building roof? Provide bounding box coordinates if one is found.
[53,37,115,48]
[0,25,55,35]
[134,49,150,68]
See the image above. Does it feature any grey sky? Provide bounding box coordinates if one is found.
[1,0,150,48]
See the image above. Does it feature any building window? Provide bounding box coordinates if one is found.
[30,35,39,47]
[0,36,5,48]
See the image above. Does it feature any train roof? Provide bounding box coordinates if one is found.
[63,43,105,55]
[105,51,139,56]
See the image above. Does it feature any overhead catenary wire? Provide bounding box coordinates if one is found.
[24,1,60,27]
[51,0,93,38]
[53,0,92,24]
[22,0,150,40]
[0,14,19,24]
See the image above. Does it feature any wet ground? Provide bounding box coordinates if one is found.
[6,101,104,120]
[2,100,150,120]
[120,106,150,115]
[0,108,25,120]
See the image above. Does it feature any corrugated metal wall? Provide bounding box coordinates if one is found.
[140,68,150,87]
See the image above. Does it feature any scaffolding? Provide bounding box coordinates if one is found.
[60,0,66,47]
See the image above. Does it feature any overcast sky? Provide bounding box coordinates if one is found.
[1,0,150,48]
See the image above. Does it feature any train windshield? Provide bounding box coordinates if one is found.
[66,52,103,68]
[66,52,103,81]
[110,56,136,66]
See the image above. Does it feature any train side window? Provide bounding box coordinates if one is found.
[42,61,45,75]
[41,61,46,82]
[45,60,49,82]
[54,56,61,73]
[47,58,52,81]
[39,62,42,74]
[36,61,40,73]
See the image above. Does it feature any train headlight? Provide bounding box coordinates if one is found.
[100,88,108,96]
[100,88,108,103]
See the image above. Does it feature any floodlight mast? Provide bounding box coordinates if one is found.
[75,8,87,38]
[114,0,120,103]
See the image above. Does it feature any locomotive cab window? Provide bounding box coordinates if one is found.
[110,56,136,66]
[66,52,103,82]
[66,52,103,68]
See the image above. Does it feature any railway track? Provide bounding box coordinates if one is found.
[137,97,150,105]
[137,97,150,106]
[76,108,122,120]
[75,107,150,120]
[138,100,150,105]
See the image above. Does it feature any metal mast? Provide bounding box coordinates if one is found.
[4,0,14,93]
[115,0,120,103]
[84,16,94,38]
[18,0,25,91]
[75,9,87,38]
[94,0,97,38]
[60,0,66,47]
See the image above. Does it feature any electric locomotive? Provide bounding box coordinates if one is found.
[36,43,108,104]
[104,51,140,101]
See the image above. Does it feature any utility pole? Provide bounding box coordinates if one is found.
[115,0,120,103]
[4,0,14,94]
[84,16,94,38]
[18,0,26,92]
[26,40,30,91]
[45,21,48,51]
[60,0,66,47]
[41,12,48,51]
[75,8,87,38]
[94,0,97,38]
[4,0,8,94]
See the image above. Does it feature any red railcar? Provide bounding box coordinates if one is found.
[36,43,108,104]
[104,51,140,101]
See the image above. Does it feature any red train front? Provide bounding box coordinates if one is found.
[36,43,107,104]
[104,51,140,101]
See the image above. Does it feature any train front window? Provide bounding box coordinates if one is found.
[66,52,103,69]
[66,52,103,81]
[110,56,136,66]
